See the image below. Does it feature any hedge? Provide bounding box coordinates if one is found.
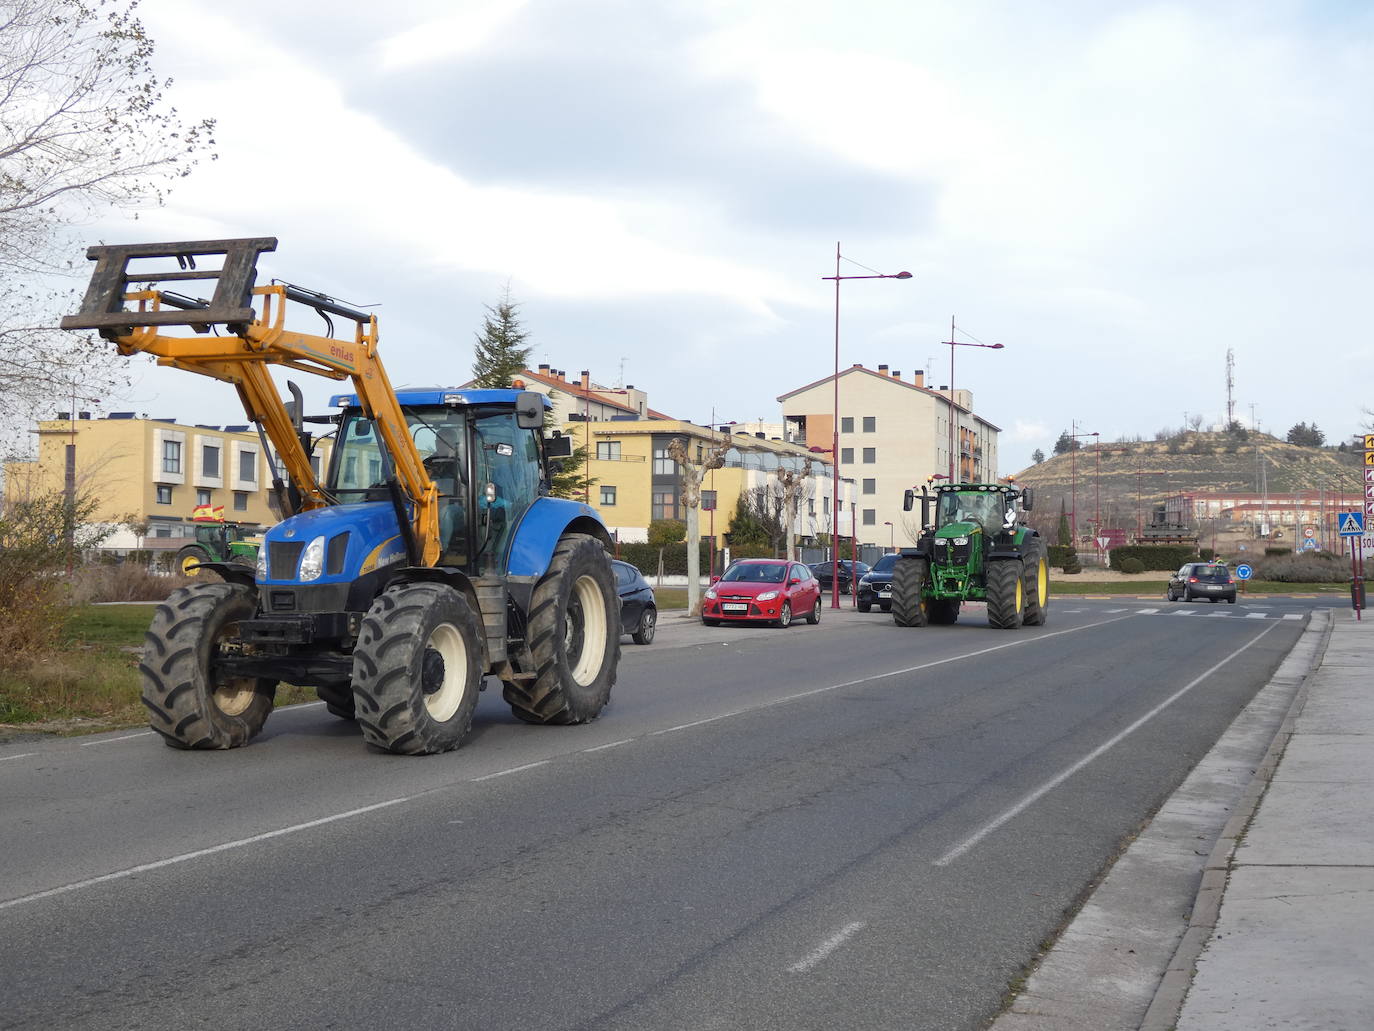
[615,542,712,577]
[1108,544,1195,571]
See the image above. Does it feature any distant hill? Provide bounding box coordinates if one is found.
[1011,431,1364,532]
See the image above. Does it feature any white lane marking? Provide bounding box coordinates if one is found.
[1282,614,1303,621]
[1170,609,1198,616]
[582,739,634,753]
[80,732,154,747]
[788,921,867,973]
[0,797,411,912]
[470,760,550,782]
[1137,608,1159,614]
[651,713,741,736]
[934,621,1281,867]
[1245,612,1268,619]
[0,753,36,763]
[1104,608,1127,613]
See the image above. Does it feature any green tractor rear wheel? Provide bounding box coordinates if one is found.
[986,560,1025,629]
[176,545,213,577]
[891,556,930,627]
[1022,542,1050,627]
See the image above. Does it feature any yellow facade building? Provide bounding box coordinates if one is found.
[3,413,332,552]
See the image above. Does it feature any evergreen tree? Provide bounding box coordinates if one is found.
[1286,421,1325,447]
[1031,448,1046,465]
[1052,430,1080,456]
[725,493,769,549]
[469,293,532,387]
[1057,498,1071,546]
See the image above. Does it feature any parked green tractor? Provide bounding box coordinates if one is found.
[890,482,1048,629]
[176,519,261,577]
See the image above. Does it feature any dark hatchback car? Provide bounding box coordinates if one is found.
[810,559,870,596]
[1167,562,1236,603]
[611,559,657,644]
[857,553,900,612]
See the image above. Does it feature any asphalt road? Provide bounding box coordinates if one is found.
[0,594,1330,1030]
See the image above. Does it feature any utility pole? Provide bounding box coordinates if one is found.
[1225,348,1235,427]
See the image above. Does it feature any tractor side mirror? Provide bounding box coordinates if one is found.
[544,432,574,458]
[903,489,915,512]
[515,390,545,429]
[1021,487,1035,511]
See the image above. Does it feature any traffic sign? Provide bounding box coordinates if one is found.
[1303,524,1316,538]
[1368,498,1374,520]
[1235,563,1253,580]
[1338,511,1365,536]
[1096,536,1110,551]
[1301,538,1319,551]
[1364,434,1374,450]
[1366,451,1374,466]
[1366,484,1374,500]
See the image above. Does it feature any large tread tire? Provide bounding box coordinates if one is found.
[176,545,213,577]
[1022,541,1050,627]
[891,556,930,627]
[929,599,960,625]
[352,583,483,755]
[504,533,619,725]
[986,560,1026,629]
[140,583,276,749]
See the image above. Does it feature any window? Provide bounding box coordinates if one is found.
[600,486,617,506]
[862,508,876,525]
[702,490,717,512]
[840,416,854,433]
[653,447,676,476]
[238,450,257,483]
[155,485,172,505]
[162,439,182,475]
[652,490,676,520]
[310,454,322,478]
[862,478,876,495]
[596,441,622,461]
[840,447,853,464]
[862,447,876,464]
[233,491,248,512]
[196,488,211,506]
[202,444,220,478]
[863,416,876,433]
[807,498,815,515]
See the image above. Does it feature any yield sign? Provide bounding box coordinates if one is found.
[1096,536,1110,550]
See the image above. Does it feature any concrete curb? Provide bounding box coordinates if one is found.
[1137,608,1335,1031]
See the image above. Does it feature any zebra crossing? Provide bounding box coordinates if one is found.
[1056,606,1304,621]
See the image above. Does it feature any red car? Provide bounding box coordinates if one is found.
[701,559,822,628]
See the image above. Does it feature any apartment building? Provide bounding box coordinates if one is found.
[779,364,1001,548]
[3,412,332,550]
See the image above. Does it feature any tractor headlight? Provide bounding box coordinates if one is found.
[255,549,267,581]
[757,590,779,601]
[953,537,969,546]
[298,535,326,581]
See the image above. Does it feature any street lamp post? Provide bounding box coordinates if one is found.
[821,243,911,608]
[941,316,1003,483]
[1067,424,1098,543]
[884,520,894,551]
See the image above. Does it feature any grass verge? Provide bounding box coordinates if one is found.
[0,604,314,737]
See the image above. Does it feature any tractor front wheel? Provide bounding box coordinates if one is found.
[505,533,619,724]
[352,584,483,755]
[140,583,276,749]
[986,560,1026,629]
[891,556,930,627]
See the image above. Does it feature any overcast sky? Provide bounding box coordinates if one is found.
[80,0,1374,474]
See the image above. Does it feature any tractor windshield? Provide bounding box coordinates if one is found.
[331,406,468,501]
[936,490,1006,531]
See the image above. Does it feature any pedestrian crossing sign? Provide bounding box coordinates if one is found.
[1338,511,1365,536]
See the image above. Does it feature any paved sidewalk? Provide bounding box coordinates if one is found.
[1170,610,1374,1029]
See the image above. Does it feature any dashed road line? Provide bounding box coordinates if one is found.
[471,760,550,782]
[788,921,867,973]
[0,753,36,763]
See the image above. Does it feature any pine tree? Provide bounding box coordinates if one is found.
[469,294,532,388]
[1057,498,1071,546]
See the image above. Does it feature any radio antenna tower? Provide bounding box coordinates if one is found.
[1225,348,1235,426]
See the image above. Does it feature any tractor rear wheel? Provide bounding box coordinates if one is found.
[891,556,930,627]
[1022,542,1050,627]
[505,533,619,725]
[986,560,1025,629]
[352,583,483,755]
[176,545,213,577]
[140,583,277,749]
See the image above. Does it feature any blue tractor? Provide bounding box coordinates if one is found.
[63,238,620,754]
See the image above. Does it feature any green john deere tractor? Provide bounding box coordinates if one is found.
[176,522,261,577]
[890,482,1049,629]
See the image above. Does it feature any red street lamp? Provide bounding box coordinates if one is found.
[942,317,1003,483]
[821,243,911,608]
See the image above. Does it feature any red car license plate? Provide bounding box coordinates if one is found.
[722,603,748,612]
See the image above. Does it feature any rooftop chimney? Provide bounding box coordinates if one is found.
[914,370,924,388]
[878,364,889,376]
[538,363,550,375]
[892,371,901,381]
[580,370,589,389]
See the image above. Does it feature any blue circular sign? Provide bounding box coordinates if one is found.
[1235,564,1253,580]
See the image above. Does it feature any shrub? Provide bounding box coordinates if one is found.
[646,519,686,549]
[1108,545,1196,571]
[616,542,713,577]
[1119,557,1145,574]
[1199,547,1215,561]
[1061,551,1082,575]
[64,562,193,604]
[1264,547,1288,557]
[1253,552,1352,583]
[1047,545,1075,569]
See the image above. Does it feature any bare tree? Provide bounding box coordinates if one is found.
[1,0,216,451]
[667,436,727,616]
[773,461,814,560]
